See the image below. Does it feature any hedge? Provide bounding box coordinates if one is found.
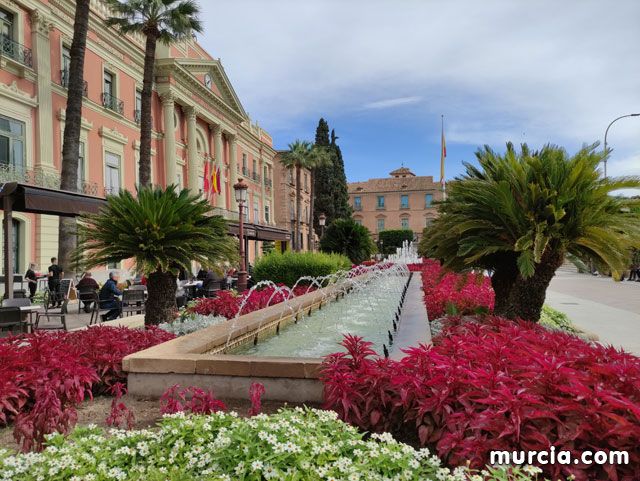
[253,251,351,287]
[378,229,414,255]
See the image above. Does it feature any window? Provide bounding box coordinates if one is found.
[103,71,114,97]
[401,217,410,229]
[253,200,259,223]
[304,173,308,190]
[377,218,385,232]
[264,204,270,223]
[376,195,385,209]
[288,168,294,184]
[61,45,71,86]
[425,193,433,208]
[0,114,25,171]
[401,194,409,209]
[242,153,248,176]
[252,159,257,175]
[77,141,85,191]
[354,196,361,210]
[354,218,362,226]
[0,9,13,40]
[176,171,183,188]
[134,90,142,124]
[104,152,120,195]
[425,218,434,228]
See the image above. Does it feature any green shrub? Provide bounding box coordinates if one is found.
[539,305,580,333]
[378,229,414,255]
[253,251,351,286]
[0,408,544,481]
[319,218,376,264]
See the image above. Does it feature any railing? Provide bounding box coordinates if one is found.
[0,36,32,68]
[242,166,250,177]
[264,178,272,188]
[101,92,124,115]
[134,109,141,124]
[354,204,362,211]
[251,171,261,183]
[211,207,240,222]
[60,69,88,96]
[0,163,99,196]
[400,204,410,210]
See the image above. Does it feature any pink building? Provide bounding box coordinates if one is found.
[0,0,283,280]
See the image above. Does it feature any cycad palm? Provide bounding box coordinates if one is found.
[76,186,237,325]
[105,0,203,187]
[280,140,329,251]
[425,142,640,321]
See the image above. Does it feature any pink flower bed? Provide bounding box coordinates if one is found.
[188,284,315,319]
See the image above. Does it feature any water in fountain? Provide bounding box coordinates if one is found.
[236,263,409,357]
[387,239,422,264]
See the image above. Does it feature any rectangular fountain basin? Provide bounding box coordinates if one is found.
[123,275,429,403]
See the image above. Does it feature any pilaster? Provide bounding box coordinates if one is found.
[185,106,199,193]
[30,10,54,172]
[228,134,238,211]
[161,92,177,187]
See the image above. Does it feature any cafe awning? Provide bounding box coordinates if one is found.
[1,182,107,298]
[226,222,290,242]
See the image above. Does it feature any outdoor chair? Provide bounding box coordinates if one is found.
[121,289,146,317]
[35,291,68,331]
[89,291,122,325]
[0,307,30,336]
[204,281,222,298]
[77,286,98,314]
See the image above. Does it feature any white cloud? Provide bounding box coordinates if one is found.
[362,96,422,110]
[197,0,640,162]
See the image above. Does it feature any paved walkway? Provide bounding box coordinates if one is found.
[546,269,640,355]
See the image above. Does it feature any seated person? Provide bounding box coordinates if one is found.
[99,272,122,322]
[198,269,221,296]
[76,272,99,313]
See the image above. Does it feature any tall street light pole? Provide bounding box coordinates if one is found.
[233,178,249,292]
[603,113,640,178]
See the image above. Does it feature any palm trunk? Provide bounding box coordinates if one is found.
[295,165,302,251]
[138,32,157,187]
[58,0,90,277]
[308,168,316,251]
[145,269,177,325]
[502,249,565,322]
[490,253,519,316]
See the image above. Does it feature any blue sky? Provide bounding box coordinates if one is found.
[197,0,640,184]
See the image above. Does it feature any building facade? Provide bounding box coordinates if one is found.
[348,167,442,240]
[272,151,313,252]
[0,0,278,278]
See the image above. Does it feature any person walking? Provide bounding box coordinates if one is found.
[25,263,38,300]
[47,257,64,308]
[99,272,122,322]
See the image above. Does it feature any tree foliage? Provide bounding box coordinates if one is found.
[423,142,640,321]
[320,218,376,265]
[378,229,414,255]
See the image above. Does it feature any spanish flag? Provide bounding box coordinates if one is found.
[211,163,218,195]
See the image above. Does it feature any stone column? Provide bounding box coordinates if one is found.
[30,10,54,173]
[212,125,226,209]
[228,134,238,211]
[259,157,266,224]
[185,106,199,193]
[161,92,176,186]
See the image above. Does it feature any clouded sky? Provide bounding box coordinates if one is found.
[197,0,640,183]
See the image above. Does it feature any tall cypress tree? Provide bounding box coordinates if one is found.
[330,129,352,220]
[313,119,335,232]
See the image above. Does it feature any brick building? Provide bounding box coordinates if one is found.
[348,167,442,240]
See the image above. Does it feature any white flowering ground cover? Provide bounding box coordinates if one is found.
[158,314,228,336]
[0,408,547,481]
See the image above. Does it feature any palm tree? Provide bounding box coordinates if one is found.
[76,186,237,325]
[105,0,203,187]
[57,0,91,277]
[280,140,325,251]
[320,218,376,264]
[307,146,331,250]
[424,142,640,322]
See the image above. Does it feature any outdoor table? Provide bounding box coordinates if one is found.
[19,305,42,331]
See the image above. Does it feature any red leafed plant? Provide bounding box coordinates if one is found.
[321,319,640,481]
[248,382,265,416]
[105,382,135,430]
[0,326,173,451]
[159,384,227,415]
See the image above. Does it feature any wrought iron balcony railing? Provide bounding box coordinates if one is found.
[60,70,88,96]
[210,207,240,222]
[101,92,124,115]
[353,204,362,211]
[0,163,98,196]
[242,166,250,177]
[1,36,32,68]
[264,178,273,188]
[251,171,261,183]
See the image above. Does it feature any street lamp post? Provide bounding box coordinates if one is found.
[233,178,249,292]
[318,212,326,239]
[603,113,640,178]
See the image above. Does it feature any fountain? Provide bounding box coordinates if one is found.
[387,239,422,264]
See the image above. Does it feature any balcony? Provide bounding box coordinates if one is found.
[0,37,32,68]
[264,178,273,188]
[60,70,88,97]
[251,171,261,183]
[211,207,240,222]
[353,204,362,211]
[0,163,98,196]
[101,92,124,115]
[242,166,250,177]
